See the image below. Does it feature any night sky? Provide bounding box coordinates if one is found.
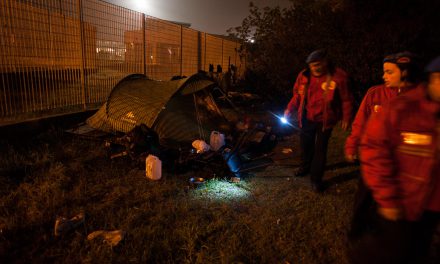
[104,0,292,34]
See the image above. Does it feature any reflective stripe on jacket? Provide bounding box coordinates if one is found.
[345,84,418,156]
[360,85,440,221]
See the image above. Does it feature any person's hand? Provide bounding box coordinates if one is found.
[341,121,349,131]
[378,207,403,221]
[345,154,357,163]
[284,109,291,118]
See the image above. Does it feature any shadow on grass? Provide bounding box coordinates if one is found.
[326,170,359,188]
[325,161,359,171]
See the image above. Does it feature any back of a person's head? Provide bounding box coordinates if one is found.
[425,56,440,102]
[425,56,440,73]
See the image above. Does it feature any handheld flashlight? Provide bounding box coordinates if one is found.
[268,111,298,130]
[280,117,288,124]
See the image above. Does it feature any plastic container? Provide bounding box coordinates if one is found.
[210,131,225,151]
[222,148,241,173]
[146,154,162,180]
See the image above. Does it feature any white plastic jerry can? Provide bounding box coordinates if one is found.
[210,131,225,151]
[146,154,162,180]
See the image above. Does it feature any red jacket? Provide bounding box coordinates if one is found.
[360,85,440,221]
[345,84,418,156]
[286,68,353,129]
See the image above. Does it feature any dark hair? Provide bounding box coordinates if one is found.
[306,49,327,64]
[383,51,423,83]
[425,56,440,73]
[304,58,336,77]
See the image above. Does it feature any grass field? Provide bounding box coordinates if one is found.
[0,117,438,263]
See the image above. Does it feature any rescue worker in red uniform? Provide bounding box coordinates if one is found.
[344,52,423,239]
[284,49,353,192]
[345,52,422,161]
[351,56,440,264]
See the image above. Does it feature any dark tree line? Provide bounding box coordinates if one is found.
[228,0,440,106]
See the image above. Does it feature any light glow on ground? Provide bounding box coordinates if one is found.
[191,179,251,201]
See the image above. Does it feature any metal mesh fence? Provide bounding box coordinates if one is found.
[223,40,238,71]
[82,0,144,105]
[145,16,181,81]
[0,0,244,125]
[0,0,84,118]
[182,28,199,77]
[205,34,223,72]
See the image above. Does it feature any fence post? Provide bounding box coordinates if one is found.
[235,42,238,68]
[77,0,86,110]
[197,31,201,72]
[221,39,224,71]
[142,13,146,76]
[180,25,183,76]
[204,33,207,71]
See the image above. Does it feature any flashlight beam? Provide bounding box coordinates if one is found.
[267,111,299,130]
